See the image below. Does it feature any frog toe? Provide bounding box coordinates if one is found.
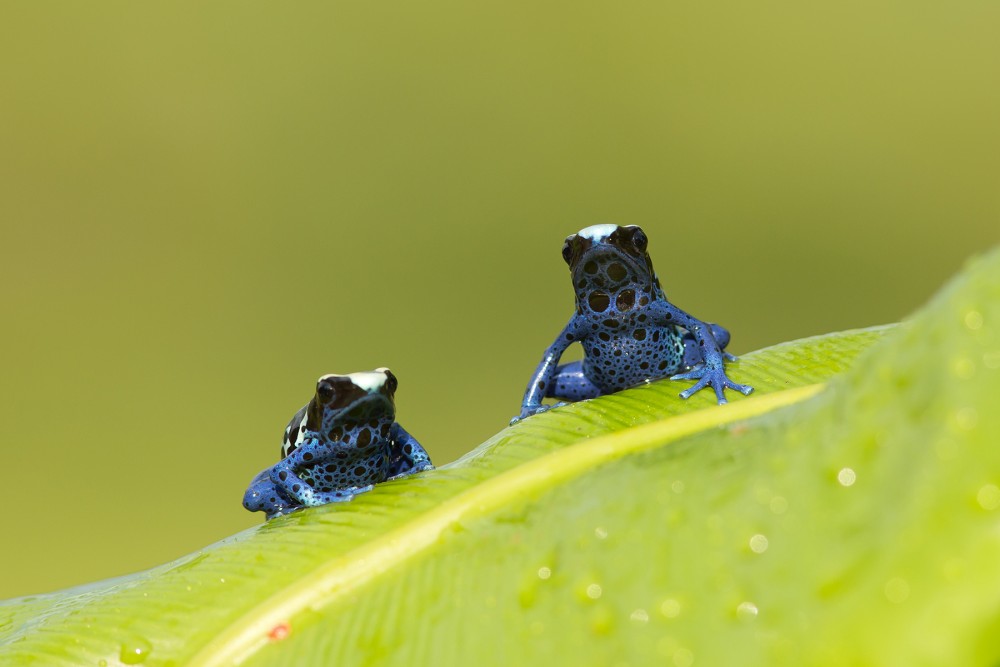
[671,369,704,382]
[677,375,712,400]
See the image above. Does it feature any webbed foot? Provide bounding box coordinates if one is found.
[670,365,753,404]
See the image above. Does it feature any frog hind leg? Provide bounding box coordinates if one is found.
[680,323,736,369]
[269,458,376,508]
[243,468,301,520]
[547,360,604,401]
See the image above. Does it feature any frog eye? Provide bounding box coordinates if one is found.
[383,369,398,394]
[561,236,577,264]
[630,228,648,252]
[316,379,336,402]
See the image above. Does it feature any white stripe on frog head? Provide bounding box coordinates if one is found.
[345,370,388,392]
[578,224,619,241]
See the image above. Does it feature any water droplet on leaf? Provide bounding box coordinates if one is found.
[976,484,1000,511]
[749,534,769,554]
[660,598,681,618]
[119,637,152,665]
[630,608,649,623]
[736,601,759,620]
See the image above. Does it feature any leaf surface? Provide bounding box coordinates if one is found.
[19,281,998,667]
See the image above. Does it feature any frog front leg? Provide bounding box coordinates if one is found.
[387,423,433,479]
[269,446,374,507]
[513,316,585,423]
[650,302,753,404]
[680,323,738,368]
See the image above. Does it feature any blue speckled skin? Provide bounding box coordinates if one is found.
[514,224,753,422]
[243,368,433,519]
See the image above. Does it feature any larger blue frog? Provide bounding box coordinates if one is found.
[243,368,432,519]
[515,224,753,422]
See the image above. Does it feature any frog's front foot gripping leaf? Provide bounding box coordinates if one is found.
[670,364,754,404]
[510,401,568,425]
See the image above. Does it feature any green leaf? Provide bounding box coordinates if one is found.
[4,248,998,666]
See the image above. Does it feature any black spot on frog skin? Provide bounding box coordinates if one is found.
[607,262,627,282]
[589,291,610,312]
[616,289,635,310]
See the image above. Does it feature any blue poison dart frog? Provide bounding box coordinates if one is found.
[514,224,753,422]
[243,368,433,519]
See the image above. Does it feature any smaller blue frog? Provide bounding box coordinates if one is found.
[243,368,432,519]
[515,224,753,422]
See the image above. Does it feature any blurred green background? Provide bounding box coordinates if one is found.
[0,1,997,599]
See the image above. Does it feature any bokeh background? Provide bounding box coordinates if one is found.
[1,1,997,598]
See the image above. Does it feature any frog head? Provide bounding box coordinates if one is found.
[281,368,399,457]
[561,224,658,314]
[307,367,398,431]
